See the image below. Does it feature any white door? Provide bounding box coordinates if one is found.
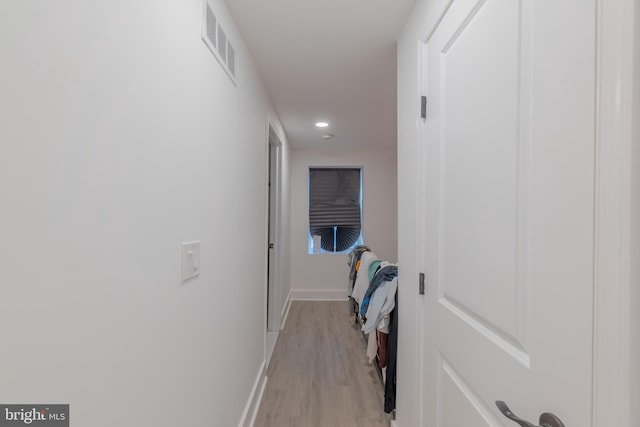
[420,0,596,425]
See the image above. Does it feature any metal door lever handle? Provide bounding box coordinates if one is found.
[496,401,565,427]
[496,401,537,427]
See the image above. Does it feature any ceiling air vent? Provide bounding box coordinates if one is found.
[201,1,237,85]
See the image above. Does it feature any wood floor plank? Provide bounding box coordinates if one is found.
[254,301,391,427]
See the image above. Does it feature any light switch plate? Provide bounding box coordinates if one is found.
[181,241,200,283]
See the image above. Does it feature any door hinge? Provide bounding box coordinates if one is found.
[419,272,425,295]
[420,96,427,119]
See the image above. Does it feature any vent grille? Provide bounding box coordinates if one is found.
[217,25,227,64]
[205,5,217,49]
[227,42,235,76]
[202,1,236,85]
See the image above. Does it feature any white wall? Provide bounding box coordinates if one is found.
[0,1,289,426]
[289,148,397,300]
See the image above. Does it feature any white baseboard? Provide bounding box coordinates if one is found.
[290,289,348,301]
[238,360,267,427]
[266,331,279,368]
[280,291,292,329]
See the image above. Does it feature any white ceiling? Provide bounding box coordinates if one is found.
[224,0,416,149]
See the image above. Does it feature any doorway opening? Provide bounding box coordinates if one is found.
[266,125,283,365]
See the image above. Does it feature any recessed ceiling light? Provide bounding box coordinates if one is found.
[321,134,334,140]
[315,122,329,128]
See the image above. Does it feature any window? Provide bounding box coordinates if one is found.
[308,167,362,253]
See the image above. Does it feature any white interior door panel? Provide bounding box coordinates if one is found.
[420,0,596,425]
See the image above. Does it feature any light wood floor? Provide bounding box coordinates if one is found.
[254,301,392,427]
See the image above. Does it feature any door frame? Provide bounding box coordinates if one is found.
[266,122,284,332]
[592,0,638,425]
[411,0,638,425]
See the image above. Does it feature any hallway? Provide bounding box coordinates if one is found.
[1,1,637,426]
[254,301,391,427]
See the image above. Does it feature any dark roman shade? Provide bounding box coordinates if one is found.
[309,167,362,252]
